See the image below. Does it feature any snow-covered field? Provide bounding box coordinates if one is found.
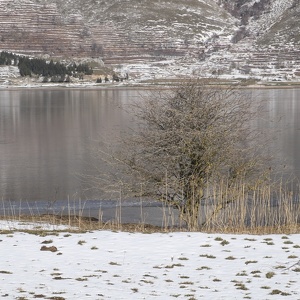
[0,221,299,299]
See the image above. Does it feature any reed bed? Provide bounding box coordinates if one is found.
[1,179,300,234]
[199,178,300,234]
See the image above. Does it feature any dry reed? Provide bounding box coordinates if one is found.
[0,179,300,234]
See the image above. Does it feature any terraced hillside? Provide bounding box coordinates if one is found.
[0,1,89,56]
[0,0,300,81]
[0,0,237,61]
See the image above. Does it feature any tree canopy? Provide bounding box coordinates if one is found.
[0,51,93,79]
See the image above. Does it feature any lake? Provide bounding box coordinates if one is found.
[0,87,299,223]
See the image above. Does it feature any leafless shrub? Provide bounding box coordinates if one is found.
[90,79,271,230]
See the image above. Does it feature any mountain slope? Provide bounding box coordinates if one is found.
[0,0,237,60]
[255,0,300,46]
[219,0,300,46]
[0,0,300,82]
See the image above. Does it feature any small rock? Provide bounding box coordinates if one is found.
[40,245,58,252]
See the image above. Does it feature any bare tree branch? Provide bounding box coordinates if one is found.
[90,78,270,230]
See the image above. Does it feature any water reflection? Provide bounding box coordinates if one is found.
[0,88,300,206]
[0,88,137,203]
[255,88,300,179]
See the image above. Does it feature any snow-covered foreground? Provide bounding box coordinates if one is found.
[0,221,300,299]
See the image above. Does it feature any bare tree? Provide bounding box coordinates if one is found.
[93,79,268,230]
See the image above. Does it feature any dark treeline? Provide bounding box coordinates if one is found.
[0,51,93,79]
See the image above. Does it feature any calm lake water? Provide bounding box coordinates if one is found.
[0,87,299,219]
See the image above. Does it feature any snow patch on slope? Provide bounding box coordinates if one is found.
[0,66,19,84]
[248,0,294,34]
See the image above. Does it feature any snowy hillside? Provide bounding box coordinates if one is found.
[0,0,299,83]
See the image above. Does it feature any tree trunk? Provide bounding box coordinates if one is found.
[180,196,201,231]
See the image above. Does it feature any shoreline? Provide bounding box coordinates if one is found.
[0,202,177,228]
[1,79,300,91]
